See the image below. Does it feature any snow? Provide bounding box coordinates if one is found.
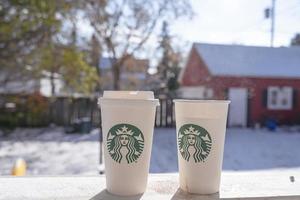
[1,127,300,175]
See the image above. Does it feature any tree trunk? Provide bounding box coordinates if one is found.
[50,71,56,96]
[49,71,56,124]
[91,35,101,92]
[112,63,120,90]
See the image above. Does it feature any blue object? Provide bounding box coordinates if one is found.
[65,117,92,134]
[266,118,277,131]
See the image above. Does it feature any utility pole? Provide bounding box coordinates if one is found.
[270,0,276,47]
[264,0,276,47]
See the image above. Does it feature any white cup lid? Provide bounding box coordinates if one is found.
[99,91,159,106]
[103,91,154,100]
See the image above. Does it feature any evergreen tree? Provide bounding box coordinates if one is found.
[89,34,102,92]
[156,21,181,96]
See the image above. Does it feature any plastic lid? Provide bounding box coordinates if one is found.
[173,99,230,104]
[103,91,154,100]
[98,91,159,106]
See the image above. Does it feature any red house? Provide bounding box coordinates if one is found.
[180,43,300,127]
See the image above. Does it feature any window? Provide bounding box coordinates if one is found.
[203,88,213,99]
[267,86,293,110]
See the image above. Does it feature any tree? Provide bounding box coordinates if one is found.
[291,33,300,46]
[0,0,62,85]
[85,0,192,90]
[0,0,99,95]
[39,45,99,95]
[156,21,181,96]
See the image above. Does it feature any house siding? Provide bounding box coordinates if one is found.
[181,46,300,126]
[210,76,300,125]
[181,47,212,86]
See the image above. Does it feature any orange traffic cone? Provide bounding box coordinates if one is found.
[11,158,27,176]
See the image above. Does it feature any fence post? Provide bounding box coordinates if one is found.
[160,99,163,127]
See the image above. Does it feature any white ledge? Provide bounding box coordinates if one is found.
[0,171,299,200]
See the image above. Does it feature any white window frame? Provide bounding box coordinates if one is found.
[179,86,214,99]
[267,86,293,110]
[203,88,214,99]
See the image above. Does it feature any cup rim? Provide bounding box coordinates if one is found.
[98,97,160,106]
[103,90,154,99]
[173,99,230,104]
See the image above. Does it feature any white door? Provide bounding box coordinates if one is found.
[228,88,248,127]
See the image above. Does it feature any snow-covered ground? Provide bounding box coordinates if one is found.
[0,127,300,175]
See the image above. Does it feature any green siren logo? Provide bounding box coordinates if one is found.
[178,124,212,163]
[107,124,144,164]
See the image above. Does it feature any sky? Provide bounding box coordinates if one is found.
[76,0,300,70]
[170,0,300,47]
[78,0,300,48]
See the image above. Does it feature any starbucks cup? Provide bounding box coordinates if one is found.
[174,100,230,194]
[98,91,159,196]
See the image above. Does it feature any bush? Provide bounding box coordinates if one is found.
[0,93,49,128]
[26,93,49,126]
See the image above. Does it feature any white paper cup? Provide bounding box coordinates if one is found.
[98,91,159,196]
[174,99,230,194]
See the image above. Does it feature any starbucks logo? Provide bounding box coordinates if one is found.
[107,124,144,164]
[178,124,212,163]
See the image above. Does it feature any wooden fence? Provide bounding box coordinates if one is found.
[155,98,175,127]
[0,96,175,128]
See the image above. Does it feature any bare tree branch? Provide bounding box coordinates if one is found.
[85,0,193,89]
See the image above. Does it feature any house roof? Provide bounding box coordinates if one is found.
[98,56,149,72]
[194,43,300,78]
[99,57,115,70]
